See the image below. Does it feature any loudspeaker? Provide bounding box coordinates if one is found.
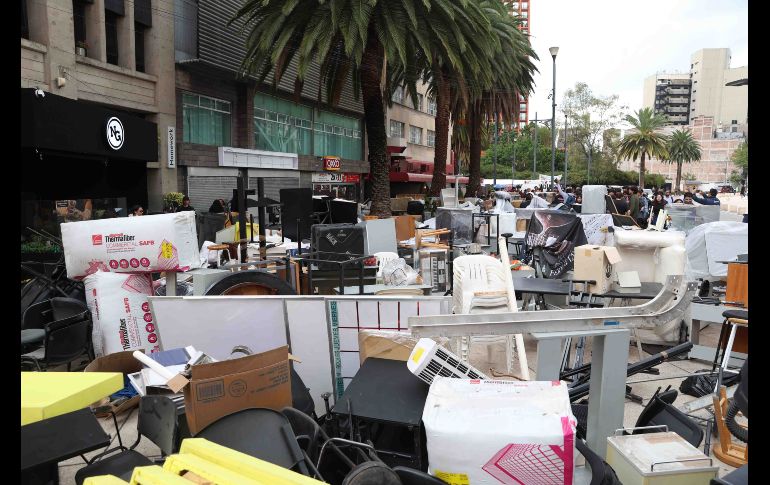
[280,188,313,242]
[311,224,365,270]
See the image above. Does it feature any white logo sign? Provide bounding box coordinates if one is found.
[167,126,176,168]
[106,117,124,150]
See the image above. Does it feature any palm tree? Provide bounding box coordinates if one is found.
[617,107,668,189]
[464,7,536,196]
[233,0,496,217]
[666,129,701,191]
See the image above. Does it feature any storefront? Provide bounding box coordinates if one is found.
[20,88,158,239]
[312,172,361,201]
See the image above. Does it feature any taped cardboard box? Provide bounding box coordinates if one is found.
[183,346,292,435]
[573,245,622,294]
[359,330,451,364]
[85,349,144,417]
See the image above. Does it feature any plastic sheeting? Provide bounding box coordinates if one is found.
[685,221,748,280]
[578,214,614,246]
[614,229,685,249]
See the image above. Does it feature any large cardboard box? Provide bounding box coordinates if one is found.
[183,346,292,435]
[84,349,144,417]
[573,245,622,294]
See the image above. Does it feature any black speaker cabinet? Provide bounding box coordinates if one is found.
[311,224,365,270]
[280,188,313,242]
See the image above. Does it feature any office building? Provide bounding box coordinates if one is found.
[643,73,692,126]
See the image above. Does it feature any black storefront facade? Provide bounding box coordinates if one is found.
[21,88,158,240]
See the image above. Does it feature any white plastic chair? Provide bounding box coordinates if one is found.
[374,252,399,280]
[452,254,529,379]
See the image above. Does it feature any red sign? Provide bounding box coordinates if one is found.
[323,156,341,171]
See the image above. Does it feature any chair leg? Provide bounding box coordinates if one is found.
[711,322,730,372]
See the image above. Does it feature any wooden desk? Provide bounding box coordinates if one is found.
[22,372,123,425]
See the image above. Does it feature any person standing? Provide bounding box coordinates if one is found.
[663,190,674,204]
[650,193,668,226]
[130,205,144,217]
[614,190,629,215]
[178,196,196,212]
[629,187,640,220]
[692,188,721,205]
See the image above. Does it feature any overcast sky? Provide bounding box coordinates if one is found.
[526,0,748,125]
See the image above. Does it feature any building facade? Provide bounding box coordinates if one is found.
[21,0,176,233]
[386,82,465,194]
[643,73,692,126]
[505,0,530,131]
[617,116,744,186]
[174,0,369,210]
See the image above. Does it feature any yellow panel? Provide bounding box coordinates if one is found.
[21,372,123,425]
[83,475,130,485]
[180,439,324,485]
[129,466,197,485]
[164,453,264,485]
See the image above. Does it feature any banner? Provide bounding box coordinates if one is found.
[523,210,587,278]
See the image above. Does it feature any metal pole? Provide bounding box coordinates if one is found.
[588,145,592,185]
[512,131,516,182]
[493,111,498,186]
[564,114,568,186]
[550,56,557,189]
[533,111,537,177]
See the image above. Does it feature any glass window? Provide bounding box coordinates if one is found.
[416,94,424,111]
[427,97,437,116]
[135,23,145,72]
[427,130,436,147]
[390,120,405,138]
[409,126,422,145]
[314,110,363,160]
[253,91,312,155]
[392,87,404,104]
[183,93,232,146]
[105,11,119,65]
[73,1,87,49]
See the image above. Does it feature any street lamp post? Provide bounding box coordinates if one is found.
[549,47,559,189]
[532,111,538,177]
[493,113,499,186]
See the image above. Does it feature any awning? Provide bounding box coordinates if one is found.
[390,172,469,184]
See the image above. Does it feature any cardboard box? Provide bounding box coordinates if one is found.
[359,331,452,364]
[573,245,622,294]
[183,346,292,435]
[84,349,144,417]
[393,215,416,242]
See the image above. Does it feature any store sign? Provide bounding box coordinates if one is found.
[312,173,361,183]
[167,127,176,169]
[106,117,125,150]
[323,156,341,171]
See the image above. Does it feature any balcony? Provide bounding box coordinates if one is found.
[666,106,688,113]
[667,88,689,95]
[667,115,687,123]
[667,97,688,104]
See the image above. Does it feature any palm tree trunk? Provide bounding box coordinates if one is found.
[639,152,646,189]
[466,103,482,197]
[675,161,682,192]
[428,67,450,197]
[360,28,390,217]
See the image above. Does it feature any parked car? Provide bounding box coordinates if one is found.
[719,185,736,193]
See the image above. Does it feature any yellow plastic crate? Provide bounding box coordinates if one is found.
[179,438,323,485]
[83,475,129,485]
[129,465,196,485]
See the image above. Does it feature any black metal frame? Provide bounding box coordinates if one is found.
[293,252,371,295]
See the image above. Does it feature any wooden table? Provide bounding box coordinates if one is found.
[22,372,123,425]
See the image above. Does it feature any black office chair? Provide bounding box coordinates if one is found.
[632,388,703,448]
[74,396,180,485]
[21,297,90,353]
[711,464,747,485]
[393,466,448,485]
[21,313,93,371]
[196,408,313,477]
[575,438,622,485]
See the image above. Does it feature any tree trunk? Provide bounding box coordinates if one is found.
[639,152,646,189]
[466,103,482,197]
[428,67,450,197]
[360,29,390,217]
[675,161,682,192]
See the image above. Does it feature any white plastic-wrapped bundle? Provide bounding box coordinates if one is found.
[84,271,158,356]
[423,378,577,485]
[61,212,200,279]
[654,246,686,284]
[614,229,685,249]
[580,185,607,214]
[685,222,748,280]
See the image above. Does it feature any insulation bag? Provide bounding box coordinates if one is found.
[423,378,577,485]
[61,212,200,279]
[84,271,158,356]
